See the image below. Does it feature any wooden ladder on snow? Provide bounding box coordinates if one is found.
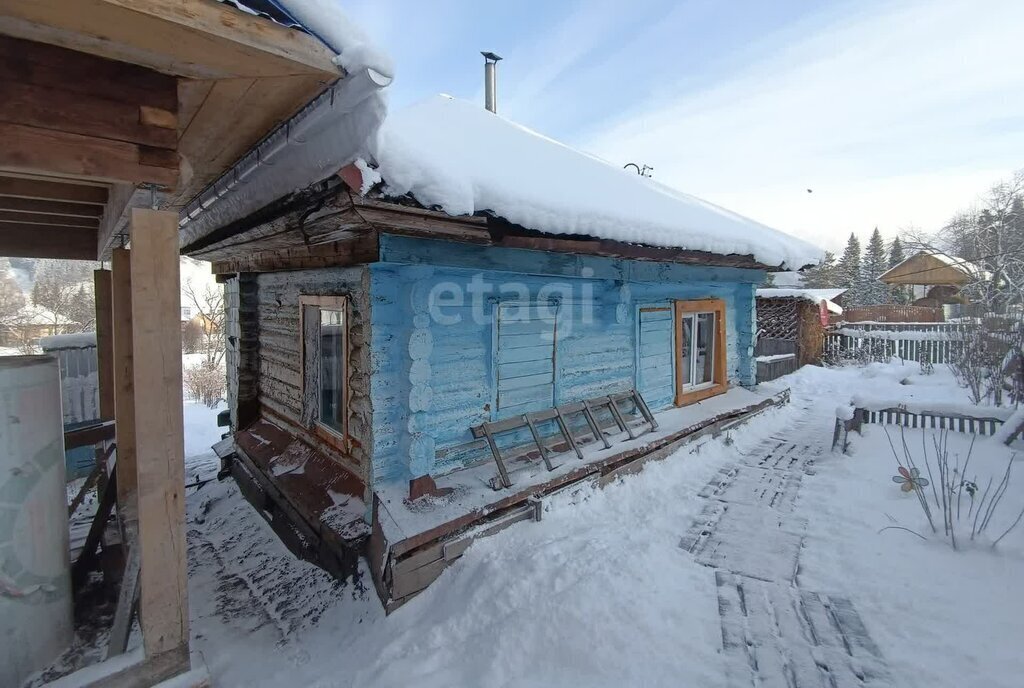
[470,389,658,489]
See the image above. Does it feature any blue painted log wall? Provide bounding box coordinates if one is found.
[368,235,761,486]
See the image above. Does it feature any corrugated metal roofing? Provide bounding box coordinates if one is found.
[218,0,304,30]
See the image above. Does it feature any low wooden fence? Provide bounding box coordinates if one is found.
[856,407,1006,435]
[833,405,1010,451]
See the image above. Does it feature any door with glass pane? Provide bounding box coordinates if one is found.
[674,299,727,405]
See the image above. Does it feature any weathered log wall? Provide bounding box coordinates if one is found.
[247,267,373,487]
[369,235,761,484]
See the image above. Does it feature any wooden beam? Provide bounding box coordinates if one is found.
[112,248,137,519]
[94,268,115,421]
[64,419,116,450]
[0,175,108,204]
[97,183,139,259]
[0,222,96,259]
[0,34,178,110]
[0,196,103,217]
[210,234,380,275]
[0,210,98,227]
[0,122,178,188]
[0,0,340,79]
[129,208,188,658]
[0,79,177,149]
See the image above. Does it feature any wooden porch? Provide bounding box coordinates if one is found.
[224,385,789,611]
[0,1,341,685]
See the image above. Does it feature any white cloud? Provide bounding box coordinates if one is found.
[582,0,1024,249]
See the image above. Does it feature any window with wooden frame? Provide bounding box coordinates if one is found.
[299,295,349,451]
[674,298,727,405]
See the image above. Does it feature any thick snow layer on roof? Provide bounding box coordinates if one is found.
[40,332,96,350]
[757,287,845,314]
[374,96,822,270]
[279,0,394,77]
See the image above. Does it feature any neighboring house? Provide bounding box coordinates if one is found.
[0,304,74,348]
[878,250,986,306]
[183,78,820,604]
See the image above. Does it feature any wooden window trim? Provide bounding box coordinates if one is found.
[298,295,350,453]
[674,298,728,406]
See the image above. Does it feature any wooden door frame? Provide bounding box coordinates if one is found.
[673,298,728,406]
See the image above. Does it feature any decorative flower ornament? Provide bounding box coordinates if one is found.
[892,466,929,492]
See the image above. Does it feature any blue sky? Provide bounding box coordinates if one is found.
[341,0,1024,251]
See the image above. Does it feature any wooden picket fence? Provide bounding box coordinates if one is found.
[824,327,964,364]
[857,407,1005,435]
[832,406,1008,451]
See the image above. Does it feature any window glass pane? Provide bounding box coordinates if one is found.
[319,308,345,434]
[693,312,715,385]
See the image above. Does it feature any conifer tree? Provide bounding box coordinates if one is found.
[803,251,839,288]
[887,237,909,303]
[860,227,889,305]
[837,233,862,306]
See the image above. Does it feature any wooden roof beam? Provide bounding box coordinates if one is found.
[0,175,108,204]
[0,196,104,217]
[0,211,99,228]
[0,123,178,188]
[0,221,97,259]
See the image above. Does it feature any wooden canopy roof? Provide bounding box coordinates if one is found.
[0,0,341,261]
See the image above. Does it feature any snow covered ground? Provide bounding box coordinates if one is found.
[183,362,1024,687]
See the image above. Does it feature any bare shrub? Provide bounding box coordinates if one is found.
[882,426,1024,549]
[181,319,204,354]
[950,317,1024,405]
[184,362,225,408]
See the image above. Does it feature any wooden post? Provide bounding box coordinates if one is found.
[129,209,189,660]
[111,248,137,520]
[94,269,115,420]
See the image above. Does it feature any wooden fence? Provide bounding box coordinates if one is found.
[838,305,945,323]
[833,405,1008,451]
[857,407,1005,435]
[824,327,963,364]
[833,321,962,334]
[755,337,799,382]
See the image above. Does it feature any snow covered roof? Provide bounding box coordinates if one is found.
[374,96,822,270]
[757,287,846,314]
[217,0,393,75]
[40,332,96,350]
[13,305,74,327]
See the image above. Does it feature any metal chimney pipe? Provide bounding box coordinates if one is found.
[482,51,502,113]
